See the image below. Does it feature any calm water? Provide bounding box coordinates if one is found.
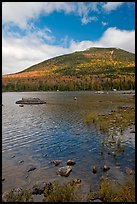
[2,91,135,193]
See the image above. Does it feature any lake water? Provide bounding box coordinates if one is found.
[2,91,135,194]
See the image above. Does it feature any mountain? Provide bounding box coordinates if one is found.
[2,47,135,91]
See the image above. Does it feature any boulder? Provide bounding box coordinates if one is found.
[66,159,76,166]
[57,166,72,177]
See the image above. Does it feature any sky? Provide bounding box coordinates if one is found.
[2,2,135,75]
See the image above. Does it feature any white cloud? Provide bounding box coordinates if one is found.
[81,16,98,25]
[2,27,135,75]
[102,2,124,12]
[2,2,100,28]
[102,21,108,26]
[96,27,135,53]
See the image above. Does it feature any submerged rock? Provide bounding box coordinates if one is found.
[2,178,5,182]
[92,165,97,174]
[11,155,15,158]
[103,165,110,172]
[57,166,72,177]
[19,104,24,107]
[66,159,76,166]
[52,160,62,166]
[28,167,36,172]
[18,160,24,164]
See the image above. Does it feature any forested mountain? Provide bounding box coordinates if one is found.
[2,47,135,91]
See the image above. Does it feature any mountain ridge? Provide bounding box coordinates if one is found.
[2,47,135,91]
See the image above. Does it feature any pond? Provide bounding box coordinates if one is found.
[2,91,135,194]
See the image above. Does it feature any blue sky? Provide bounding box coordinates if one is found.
[2,2,135,75]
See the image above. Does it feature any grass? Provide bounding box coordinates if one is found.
[85,106,135,136]
[85,106,134,158]
[87,176,135,202]
[43,181,80,202]
[3,178,135,202]
[2,188,33,202]
[98,176,135,202]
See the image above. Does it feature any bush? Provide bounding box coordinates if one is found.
[43,181,80,202]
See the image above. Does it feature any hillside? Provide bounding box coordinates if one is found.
[2,47,135,91]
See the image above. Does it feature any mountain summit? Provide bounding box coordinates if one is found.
[2,47,135,91]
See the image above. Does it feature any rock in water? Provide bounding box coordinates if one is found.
[92,165,97,174]
[103,165,110,172]
[57,166,72,177]
[126,167,135,175]
[52,160,62,166]
[66,160,76,166]
[2,178,5,182]
[28,167,36,172]
[18,160,24,164]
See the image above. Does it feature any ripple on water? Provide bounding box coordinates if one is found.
[2,91,135,192]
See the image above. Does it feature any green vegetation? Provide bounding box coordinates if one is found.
[87,177,135,202]
[2,188,33,202]
[3,178,135,202]
[98,176,135,202]
[85,106,135,158]
[43,181,80,202]
[2,47,135,91]
[85,106,135,136]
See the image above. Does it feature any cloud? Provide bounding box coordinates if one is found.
[96,27,135,53]
[2,2,99,28]
[102,2,124,12]
[81,16,98,25]
[102,21,108,26]
[2,27,135,75]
